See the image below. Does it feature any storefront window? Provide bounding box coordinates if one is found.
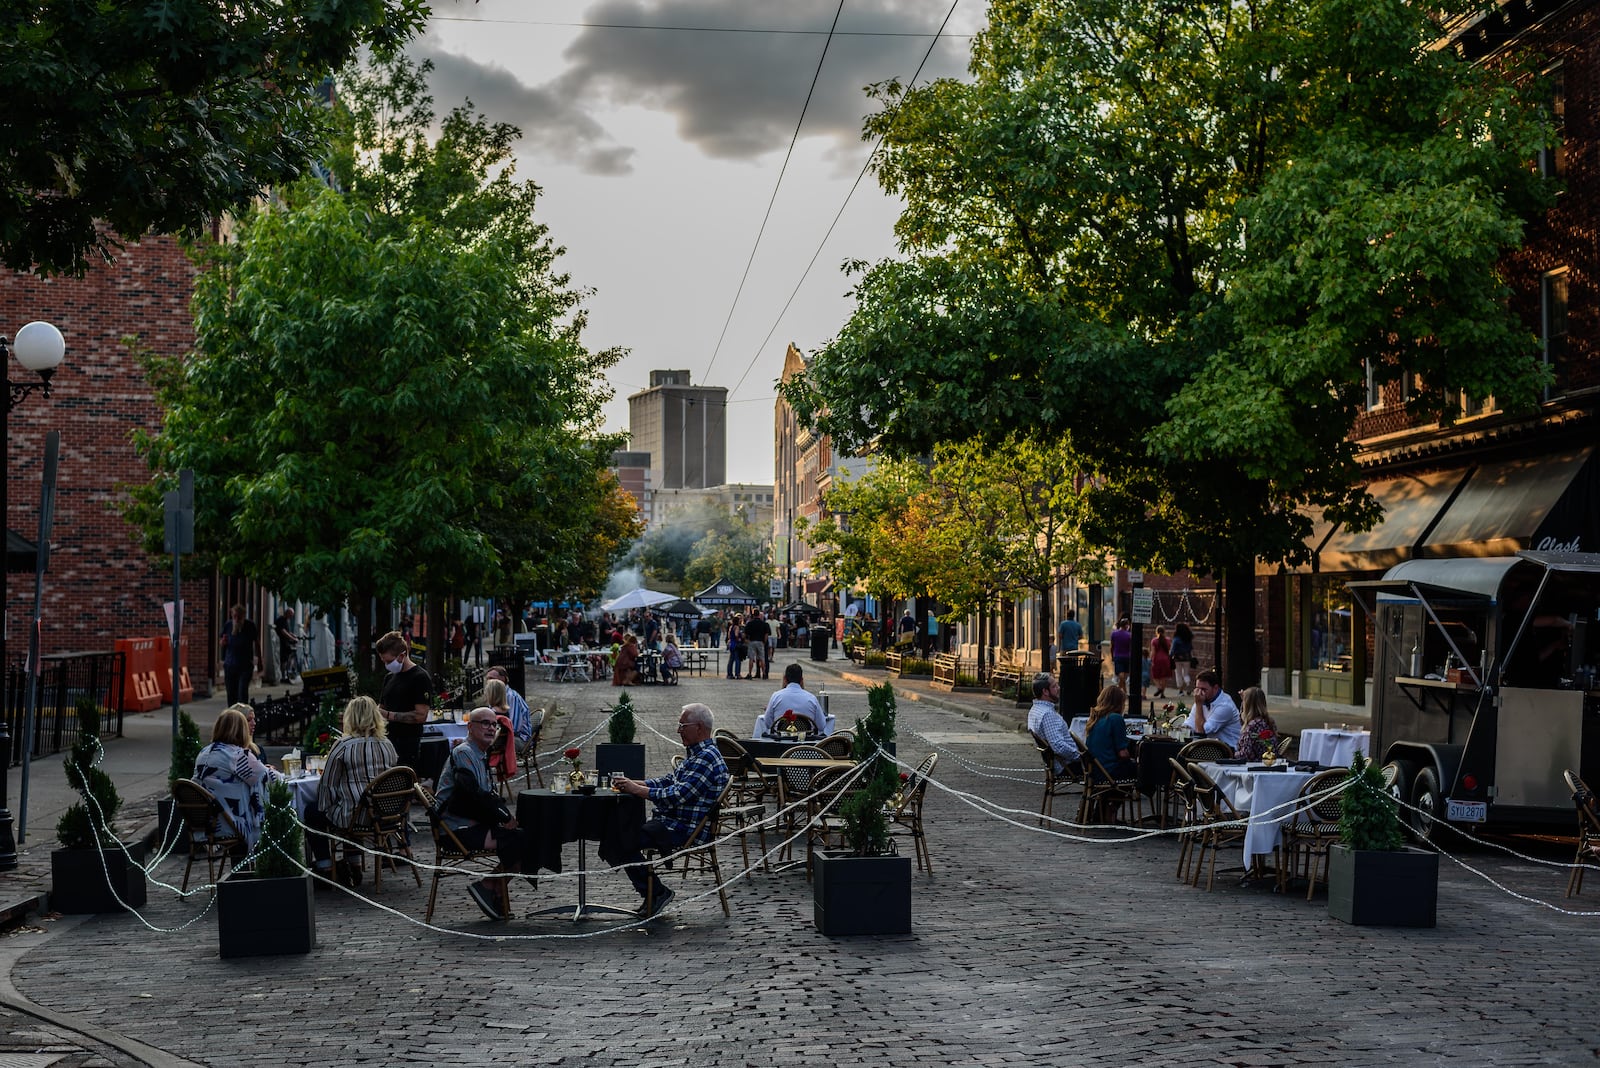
[1310,577,1353,673]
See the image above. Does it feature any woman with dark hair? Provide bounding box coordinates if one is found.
[1149,625,1174,698]
[1171,622,1196,692]
[613,632,641,686]
[1084,684,1136,781]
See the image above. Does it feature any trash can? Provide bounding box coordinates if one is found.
[487,647,525,695]
[1058,650,1100,719]
[811,624,832,661]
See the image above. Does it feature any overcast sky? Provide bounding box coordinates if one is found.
[415,1,982,484]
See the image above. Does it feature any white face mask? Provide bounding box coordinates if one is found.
[385,658,404,674]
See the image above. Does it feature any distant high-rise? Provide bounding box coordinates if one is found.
[627,370,727,489]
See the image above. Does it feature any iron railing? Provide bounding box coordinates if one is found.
[3,651,127,764]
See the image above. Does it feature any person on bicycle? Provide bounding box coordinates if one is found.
[274,607,300,683]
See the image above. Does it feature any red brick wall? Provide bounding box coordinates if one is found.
[2,235,212,682]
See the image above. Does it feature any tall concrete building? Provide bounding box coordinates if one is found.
[627,370,727,490]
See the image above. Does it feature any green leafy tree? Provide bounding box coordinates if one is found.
[784,0,1553,688]
[635,501,770,595]
[130,56,620,672]
[1,0,424,275]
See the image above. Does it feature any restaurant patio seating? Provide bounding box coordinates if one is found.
[772,745,834,862]
[643,779,733,917]
[800,763,863,879]
[816,732,855,759]
[766,713,817,739]
[417,783,504,923]
[171,778,243,892]
[1166,759,1199,883]
[1185,762,1251,891]
[713,736,771,872]
[1074,731,1141,827]
[1563,770,1600,897]
[1176,738,1233,765]
[1278,769,1348,898]
[343,766,421,892]
[888,753,937,873]
[496,711,545,797]
[1031,732,1080,827]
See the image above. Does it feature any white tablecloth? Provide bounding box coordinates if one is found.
[1070,717,1148,743]
[1297,729,1371,769]
[424,722,469,744]
[286,775,321,819]
[1197,762,1316,865]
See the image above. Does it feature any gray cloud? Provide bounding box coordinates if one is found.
[407,37,637,175]
[550,0,974,162]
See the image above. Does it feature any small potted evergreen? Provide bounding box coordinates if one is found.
[218,779,317,958]
[52,700,147,913]
[813,682,912,936]
[157,709,204,854]
[596,690,646,780]
[1327,752,1438,927]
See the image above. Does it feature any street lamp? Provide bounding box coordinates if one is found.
[2,320,66,871]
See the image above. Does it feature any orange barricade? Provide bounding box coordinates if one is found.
[115,638,161,712]
[152,636,192,704]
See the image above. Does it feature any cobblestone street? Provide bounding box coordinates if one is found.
[9,651,1600,1066]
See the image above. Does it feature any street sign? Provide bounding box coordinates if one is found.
[1131,588,1154,624]
[1128,569,1144,585]
[769,579,783,599]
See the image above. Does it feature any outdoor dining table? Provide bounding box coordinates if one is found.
[1195,761,1317,868]
[1297,728,1371,769]
[285,775,321,819]
[516,788,646,921]
[1133,736,1184,798]
[741,737,824,760]
[1070,716,1150,742]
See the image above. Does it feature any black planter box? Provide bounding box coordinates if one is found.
[50,846,148,914]
[217,872,317,958]
[595,742,646,780]
[1327,844,1438,928]
[155,797,192,855]
[813,851,912,936]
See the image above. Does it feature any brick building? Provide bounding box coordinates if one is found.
[3,235,214,690]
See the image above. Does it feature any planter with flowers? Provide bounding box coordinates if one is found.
[813,682,912,937]
[1327,752,1437,926]
[596,691,646,780]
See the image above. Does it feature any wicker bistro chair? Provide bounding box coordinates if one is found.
[1074,731,1142,827]
[344,766,422,892]
[1031,732,1081,827]
[1176,738,1234,766]
[1184,762,1251,891]
[800,763,866,880]
[713,737,771,873]
[1166,759,1200,883]
[1564,770,1600,897]
[642,779,734,918]
[888,752,938,873]
[771,745,833,862]
[816,733,855,759]
[416,783,504,923]
[171,779,244,892]
[1278,769,1348,899]
[766,713,817,740]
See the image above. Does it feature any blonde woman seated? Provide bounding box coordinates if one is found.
[1234,687,1280,761]
[306,696,399,884]
[193,707,282,851]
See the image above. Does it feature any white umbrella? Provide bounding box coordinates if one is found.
[601,587,678,613]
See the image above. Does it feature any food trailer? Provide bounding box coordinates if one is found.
[1351,551,1600,839]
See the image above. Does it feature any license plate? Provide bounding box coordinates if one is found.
[1447,799,1487,823]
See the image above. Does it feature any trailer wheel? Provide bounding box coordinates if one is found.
[1409,767,1443,846]
[1385,760,1415,804]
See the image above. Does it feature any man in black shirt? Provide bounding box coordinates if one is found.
[744,610,771,680]
[377,629,433,772]
[274,607,300,682]
[219,604,261,704]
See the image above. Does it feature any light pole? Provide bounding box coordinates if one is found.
[2,321,66,871]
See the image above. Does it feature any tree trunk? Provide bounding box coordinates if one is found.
[426,594,447,679]
[1223,563,1258,695]
[1037,590,1054,674]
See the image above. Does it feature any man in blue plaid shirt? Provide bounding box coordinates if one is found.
[613,702,730,916]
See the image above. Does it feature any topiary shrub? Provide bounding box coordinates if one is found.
[1340,752,1403,852]
[253,779,304,879]
[608,690,637,744]
[840,683,898,856]
[57,699,122,850]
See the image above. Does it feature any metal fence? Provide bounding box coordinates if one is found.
[3,651,127,764]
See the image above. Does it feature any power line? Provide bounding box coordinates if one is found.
[701,0,848,385]
[430,15,974,38]
[726,0,968,400]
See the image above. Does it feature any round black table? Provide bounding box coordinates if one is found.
[516,789,646,920]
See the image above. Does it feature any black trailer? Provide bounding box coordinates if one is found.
[1350,551,1600,839]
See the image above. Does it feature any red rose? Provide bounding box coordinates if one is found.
[564,747,581,761]
[899,772,910,782]
[782,711,796,722]
[1259,729,1273,741]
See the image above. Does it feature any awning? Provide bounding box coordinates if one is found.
[6,530,39,574]
[1420,446,1595,558]
[803,578,832,594]
[692,577,759,606]
[1255,507,1336,576]
[1316,469,1470,572]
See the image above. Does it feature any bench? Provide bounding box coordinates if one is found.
[990,648,1029,701]
[932,653,966,691]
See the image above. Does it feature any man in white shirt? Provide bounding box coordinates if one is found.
[1188,668,1242,750]
[753,663,835,737]
[1026,672,1081,775]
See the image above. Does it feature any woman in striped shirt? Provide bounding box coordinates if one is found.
[308,696,398,882]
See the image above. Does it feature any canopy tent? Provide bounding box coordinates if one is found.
[693,578,759,607]
[658,597,711,617]
[777,600,825,618]
[600,587,677,613]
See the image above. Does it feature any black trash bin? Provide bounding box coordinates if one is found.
[811,624,832,662]
[487,646,525,695]
[1058,650,1101,719]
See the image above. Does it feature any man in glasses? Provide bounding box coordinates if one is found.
[434,706,526,921]
[612,703,730,917]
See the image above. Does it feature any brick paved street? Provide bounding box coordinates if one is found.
[9,649,1600,1066]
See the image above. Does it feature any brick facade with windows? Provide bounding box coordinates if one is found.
[3,235,213,684]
